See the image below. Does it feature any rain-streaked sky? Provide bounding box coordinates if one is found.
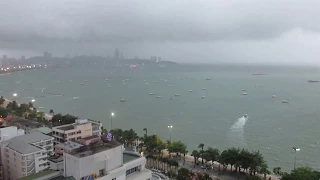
[1,0,320,65]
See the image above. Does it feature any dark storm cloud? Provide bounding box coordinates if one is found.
[1,0,319,43]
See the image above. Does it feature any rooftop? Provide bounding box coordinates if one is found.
[10,117,44,127]
[81,135,99,140]
[17,170,60,180]
[6,131,53,154]
[34,127,52,134]
[56,124,75,131]
[68,140,122,158]
[56,141,83,150]
[123,152,141,163]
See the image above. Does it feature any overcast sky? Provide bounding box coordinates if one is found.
[1,0,319,65]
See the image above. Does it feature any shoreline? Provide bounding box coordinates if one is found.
[1,98,52,120]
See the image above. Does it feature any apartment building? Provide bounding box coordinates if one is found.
[0,126,25,180]
[63,140,152,180]
[52,119,102,145]
[0,131,54,180]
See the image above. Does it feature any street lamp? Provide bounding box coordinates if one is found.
[111,112,115,130]
[292,147,300,170]
[31,99,35,103]
[13,93,17,97]
[168,125,173,142]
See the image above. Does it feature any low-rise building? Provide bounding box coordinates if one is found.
[0,132,54,180]
[31,127,53,136]
[54,141,84,155]
[52,119,102,145]
[63,140,152,180]
[6,118,44,134]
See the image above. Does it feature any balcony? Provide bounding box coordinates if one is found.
[27,160,35,167]
[27,166,35,173]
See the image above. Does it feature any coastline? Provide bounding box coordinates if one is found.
[1,98,52,120]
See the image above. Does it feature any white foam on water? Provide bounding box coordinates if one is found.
[231,116,248,130]
[227,116,249,146]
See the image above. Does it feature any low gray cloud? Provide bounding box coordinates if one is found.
[0,0,320,64]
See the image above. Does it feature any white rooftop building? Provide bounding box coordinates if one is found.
[0,131,54,180]
[63,140,152,180]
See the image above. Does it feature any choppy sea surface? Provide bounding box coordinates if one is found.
[1,62,320,172]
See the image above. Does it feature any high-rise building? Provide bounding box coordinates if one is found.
[0,131,54,180]
[43,52,52,58]
[114,48,120,59]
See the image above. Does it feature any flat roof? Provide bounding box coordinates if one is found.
[48,155,64,163]
[68,140,122,158]
[57,124,75,131]
[123,153,141,163]
[56,141,83,150]
[18,170,59,180]
[35,127,52,134]
[81,135,99,140]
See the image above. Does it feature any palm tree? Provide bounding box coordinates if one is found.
[198,143,205,165]
[143,128,148,137]
[191,150,200,168]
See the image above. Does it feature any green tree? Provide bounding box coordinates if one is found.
[191,150,200,168]
[258,161,270,180]
[273,167,283,176]
[198,143,205,165]
[144,135,162,151]
[177,168,192,180]
[249,151,264,175]
[0,107,8,118]
[281,167,320,180]
[0,98,5,106]
[51,113,77,126]
[167,140,187,157]
[110,128,123,140]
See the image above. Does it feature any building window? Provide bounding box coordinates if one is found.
[126,166,139,176]
[99,169,104,176]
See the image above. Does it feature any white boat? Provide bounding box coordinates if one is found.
[281,100,288,103]
[205,78,211,80]
[272,95,276,98]
[202,96,206,99]
[244,114,248,118]
[241,89,246,91]
[73,97,80,100]
[174,94,180,97]
[38,107,44,109]
[242,93,248,95]
[169,98,175,100]
[202,88,206,90]
[156,96,162,98]
[149,93,154,95]
[189,90,193,92]
[80,83,84,85]
[120,99,126,102]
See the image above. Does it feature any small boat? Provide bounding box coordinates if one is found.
[189,90,193,92]
[244,114,248,118]
[242,93,247,95]
[281,100,288,103]
[174,94,180,97]
[252,73,266,75]
[149,93,154,95]
[307,80,320,83]
[156,96,162,98]
[202,96,205,99]
[205,78,211,80]
[169,98,175,100]
[241,89,246,91]
[80,83,84,85]
[38,107,44,109]
[272,95,276,98]
[202,88,206,90]
[168,85,172,87]
[72,97,80,100]
[120,99,126,102]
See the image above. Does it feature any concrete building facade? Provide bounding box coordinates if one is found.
[52,119,102,145]
[0,132,54,180]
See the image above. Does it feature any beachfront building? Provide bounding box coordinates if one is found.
[52,119,102,145]
[0,131,54,180]
[63,140,152,180]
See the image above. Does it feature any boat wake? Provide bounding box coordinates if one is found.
[227,116,248,147]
